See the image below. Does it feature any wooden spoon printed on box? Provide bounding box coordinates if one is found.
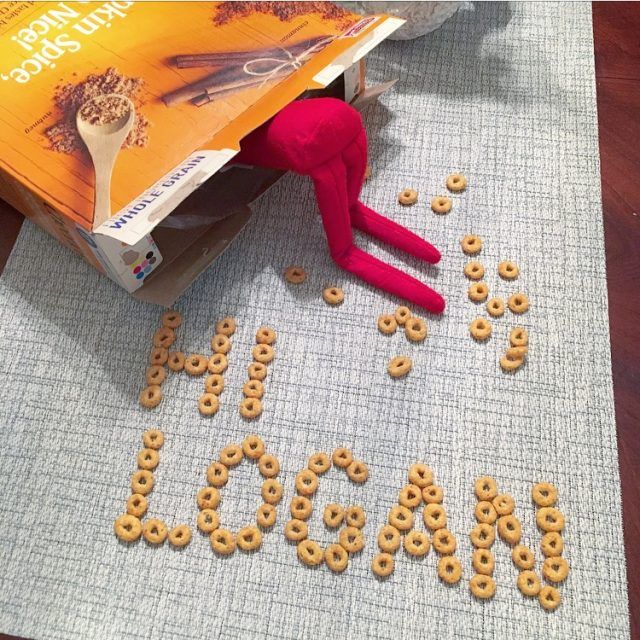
[76,93,135,228]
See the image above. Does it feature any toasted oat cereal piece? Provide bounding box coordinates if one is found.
[438,556,462,584]
[184,354,208,376]
[538,585,562,611]
[472,548,494,575]
[291,496,313,520]
[239,397,263,419]
[475,501,498,525]
[161,310,182,329]
[345,506,366,529]
[142,518,167,545]
[207,353,228,374]
[211,334,231,354]
[252,344,274,364]
[431,196,452,214]
[215,317,236,337]
[153,327,175,349]
[388,505,414,531]
[325,543,349,573]
[469,523,495,549]
[339,526,365,553]
[142,429,164,449]
[398,484,422,509]
[377,525,401,553]
[422,485,444,504]
[332,448,353,468]
[470,573,496,599]
[394,306,412,326]
[323,286,344,305]
[139,385,162,409]
[405,317,428,342]
[126,493,148,518]
[323,503,344,528]
[256,326,276,345]
[408,463,434,488]
[114,514,142,542]
[500,352,525,372]
[498,261,519,280]
[137,448,159,471]
[237,526,262,552]
[536,507,565,532]
[242,434,265,460]
[168,524,191,548]
[468,282,489,302]
[205,374,225,395]
[297,539,323,566]
[461,234,482,255]
[518,570,541,597]
[446,173,467,192]
[198,393,219,416]
[197,486,220,510]
[469,317,492,341]
[248,362,267,381]
[493,494,515,516]
[131,469,154,495]
[206,462,228,487]
[486,297,505,318]
[388,355,412,378]
[372,552,394,577]
[508,293,529,314]
[210,529,236,555]
[404,530,431,557]
[497,515,522,545]
[423,503,447,530]
[398,188,418,205]
[377,313,398,335]
[284,266,307,284]
[346,460,368,483]
[464,261,485,280]
[475,476,498,501]
[220,444,243,467]
[308,452,331,475]
[512,545,535,570]
[261,479,283,505]
[256,503,276,528]
[197,509,220,533]
[149,347,168,366]
[506,346,528,359]
[295,469,319,496]
[167,350,185,372]
[432,528,457,555]
[542,556,570,583]
[509,326,529,347]
[258,453,280,478]
[540,531,564,557]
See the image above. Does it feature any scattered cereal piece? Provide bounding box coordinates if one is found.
[325,543,349,572]
[404,530,431,557]
[285,518,309,542]
[142,518,167,545]
[468,282,489,302]
[388,355,412,378]
[131,469,154,495]
[142,429,164,449]
[474,476,498,501]
[184,354,208,376]
[394,306,412,326]
[290,496,313,520]
[345,506,366,529]
[377,313,397,335]
[237,526,262,552]
[497,515,522,545]
[153,327,175,349]
[422,485,444,504]
[388,505,414,531]
[198,393,220,416]
[308,452,331,474]
[398,188,418,205]
[242,434,265,460]
[372,552,394,577]
[446,173,467,192]
[408,463,434,488]
[432,528,457,555]
[500,352,524,372]
[540,531,564,557]
[461,234,482,255]
[168,524,191,548]
[258,453,280,478]
[346,460,369,483]
[469,317,492,341]
[323,503,344,528]
[297,539,323,566]
[469,523,495,549]
[149,347,168,366]
[126,494,148,518]
[206,462,228,487]
[398,484,422,509]
[472,548,494,575]
[498,260,519,280]
[252,344,275,364]
[261,479,283,505]
[207,353,228,374]
[469,573,496,599]
[284,266,307,284]
[512,545,535,570]
[114,514,142,542]
[339,526,365,553]
[332,448,353,468]
[197,509,220,533]
[438,556,462,584]
[137,448,159,471]
[139,385,162,408]
[295,469,319,496]
[248,362,267,381]
[256,326,276,345]
[220,444,243,467]
[210,528,236,555]
[506,346,528,359]
[431,196,452,214]
[323,286,344,305]
[161,310,182,329]
[423,503,447,530]
[197,486,220,510]
[364,165,372,180]
[486,297,505,318]
[377,524,401,553]
[536,507,565,533]
[509,326,529,347]
[211,334,231,354]
[239,397,263,419]
[508,293,529,314]
[205,374,225,395]
[475,501,497,525]
[538,585,561,611]
[492,494,515,516]
[405,317,428,342]
[167,350,185,372]
[256,503,276,528]
[242,379,264,399]
[464,261,485,280]
[518,570,541,597]
[215,317,236,337]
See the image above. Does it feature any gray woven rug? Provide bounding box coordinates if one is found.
[0,3,630,639]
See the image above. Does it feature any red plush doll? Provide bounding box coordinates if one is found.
[235,97,445,314]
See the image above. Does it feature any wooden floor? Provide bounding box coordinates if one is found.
[0,3,638,639]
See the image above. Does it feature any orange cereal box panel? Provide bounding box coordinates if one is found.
[0,1,402,245]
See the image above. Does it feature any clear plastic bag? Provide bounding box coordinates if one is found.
[338,1,462,40]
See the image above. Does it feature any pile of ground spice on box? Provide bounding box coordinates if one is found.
[45,67,149,154]
[213,1,359,30]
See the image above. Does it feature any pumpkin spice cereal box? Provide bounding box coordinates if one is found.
[0,1,402,301]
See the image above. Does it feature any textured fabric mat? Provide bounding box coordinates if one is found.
[0,3,630,639]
